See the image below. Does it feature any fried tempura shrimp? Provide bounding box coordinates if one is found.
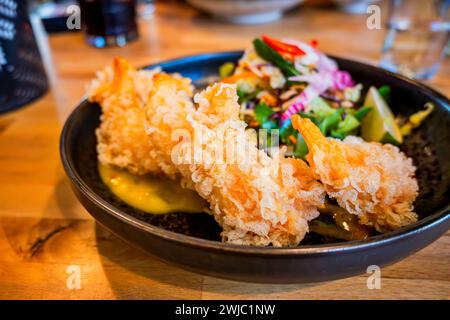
[292,115,418,232]
[87,57,162,175]
[143,73,196,184]
[145,77,325,246]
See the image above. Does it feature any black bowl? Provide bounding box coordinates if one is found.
[60,51,450,283]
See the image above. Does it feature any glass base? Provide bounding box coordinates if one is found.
[338,1,377,14]
[137,3,155,20]
[379,59,442,80]
[85,31,138,48]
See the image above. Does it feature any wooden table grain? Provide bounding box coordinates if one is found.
[0,1,449,300]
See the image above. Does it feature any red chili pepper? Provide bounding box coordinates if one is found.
[310,39,319,48]
[262,35,305,56]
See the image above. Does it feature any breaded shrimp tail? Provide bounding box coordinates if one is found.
[292,115,419,232]
[145,78,325,246]
[88,57,162,175]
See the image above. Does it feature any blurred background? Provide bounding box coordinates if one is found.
[0,0,449,115]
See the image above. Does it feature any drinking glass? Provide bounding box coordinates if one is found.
[136,0,154,20]
[78,0,139,48]
[380,0,450,79]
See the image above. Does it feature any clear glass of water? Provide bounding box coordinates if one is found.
[136,0,155,20]
[380,0,450,80]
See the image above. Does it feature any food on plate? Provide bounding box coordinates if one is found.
[144,74,325,246]
[292,115,418,232]
[98,163,207,214]
[361,87,403,144]
[219,36,433,157]
[89,35,433,246]
[142,73,196,183]
[88,57,163,175]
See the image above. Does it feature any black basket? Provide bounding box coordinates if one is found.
[0,1,48,114]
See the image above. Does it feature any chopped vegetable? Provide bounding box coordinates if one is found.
[279,118,296,144]
[378,85,391,103]
[237,87,261,105]
[293,133,309,158]
[361,87,403,144]
[400,103,434,136]
[220,36,432,157]
[309,220,354,241]
[344,84,363,102]
[288,135,297,144]
[332,114,360,138]
[254,102,274,124]
[330,130,346,140]
[332,71,354,91]
[219,62,235,79]
[221,71,259,84]
[281,85,322,120]
[281,52,354,120]
[318,203,372,240]
[354,106,372,121]
[309,96,335,118]
[253,38,300,78]
[298,111,319,125]
[262,35,305,57]
[319,108,345,135]
[259,92,277,107]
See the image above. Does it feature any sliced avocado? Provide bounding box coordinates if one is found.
[361,87,403,144]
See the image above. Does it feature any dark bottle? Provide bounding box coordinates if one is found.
[79,0,138,48]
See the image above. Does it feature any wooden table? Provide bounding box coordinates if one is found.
[0,1,449,299]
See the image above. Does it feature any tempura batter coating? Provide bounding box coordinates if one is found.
[145,77,325,246]
[88,57,162,175]
[292,115,418,232]
[143,73,196,184]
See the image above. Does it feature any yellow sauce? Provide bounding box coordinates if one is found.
[98,164,207,214]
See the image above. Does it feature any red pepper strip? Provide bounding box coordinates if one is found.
[262,35,305,56]
[310,39,319,48]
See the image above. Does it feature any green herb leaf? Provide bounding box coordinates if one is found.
[335,114,360,135]
[309,97,335,119]
[330,130,346,140]
[354,106,372,121]
[237,88,259,104]
[254,102,274,124]
[280,119,295,144]
[319,108,345,135]
[253,38,300,78]
[298,112,319,125]
[237,88,245,101]
[378,85,391,103]
[293,133,309,158]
